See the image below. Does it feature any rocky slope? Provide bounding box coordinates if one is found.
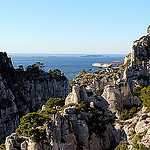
[0,52,70,144]
[2,26,150,150]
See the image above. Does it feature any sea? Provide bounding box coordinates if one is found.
[9,54,126,82]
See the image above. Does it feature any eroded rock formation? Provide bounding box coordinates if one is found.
[0,52,70,144]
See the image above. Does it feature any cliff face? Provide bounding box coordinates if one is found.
[0,52,70,144]
[124,31,150,91]
[5,104,116,150]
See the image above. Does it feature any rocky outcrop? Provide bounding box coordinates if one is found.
[5,108,116,150]
[124,27,150,91]
[65,85,95,105]
[0,52,70,144]
[124,53,131,65]
[101,84,141,113]
[114,106,150,149]
[65,85,81,105]
[147,25,150,35]
[5,106,150,150]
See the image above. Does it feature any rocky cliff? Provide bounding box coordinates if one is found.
[0,52,70,144]
[2,26,150,150]
[124,29,150,91]
[4,99,117,150]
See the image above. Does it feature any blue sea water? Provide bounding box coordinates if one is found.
[9,54,126,82]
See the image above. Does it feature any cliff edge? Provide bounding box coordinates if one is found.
[0,52,70,144]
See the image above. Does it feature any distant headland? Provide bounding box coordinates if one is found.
[78,54,110,58]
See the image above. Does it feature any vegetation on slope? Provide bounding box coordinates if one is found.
[0,144,5,150]
[15,98,65,143]
[16,112,49,143]
[115,142,128,150]
[140,86,150,110]
[120,107,139,120]
[119,85,150,120]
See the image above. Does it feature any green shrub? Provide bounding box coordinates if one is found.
[40,108,57,116]
[16,112,49,143]
[32,62,45,70]
[136,133,143,142]
[76,101,92,112]
[125,59,131,67]
[129,134,135,140]
[143,129,148,136]
[139,144,149,150]
[132,132,146,149]
[51,69,61,78]
[133,86,143,97]
[132,136,139,149]
[88,111,107,137]
[0,144,5,150]
[26,62,45,73]
[120,107,137,120]
[45,98,65,109]
[115,142,128,150]
[95,88,104,96]
[140,86,150,110]
[135,57,142,66]
[110,82,115,87]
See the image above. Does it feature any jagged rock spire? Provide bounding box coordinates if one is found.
[147,25,150,35]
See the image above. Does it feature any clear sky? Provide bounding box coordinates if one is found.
[0,0,150,54]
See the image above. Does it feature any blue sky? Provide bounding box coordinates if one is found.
[0,0,150,54]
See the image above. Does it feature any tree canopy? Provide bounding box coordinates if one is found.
[45,98,65,109]
[16,112,49,143]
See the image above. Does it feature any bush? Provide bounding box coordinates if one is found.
[16,112,49,143]
[0,144,5,150]
[32,62,45,70]
[133,86,143,97]
[76,101,92,112]
[110,82,115,87]
[125,59,131,67]
[132,132,148,149]
[95,88,104,96]
[88,111,106,137]
[115,142,128,150]
[26,62,45,73]
[51,69,61,78]
[40,108,57,116]
[135,57,142,66]
[140,86,150,110]
[120,107,137,120]
[139,144,149,150]
[132,137,139,149]
[45,98,65,109]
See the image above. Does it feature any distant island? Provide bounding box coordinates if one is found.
[78,54,110,58]
[92,59,124,67]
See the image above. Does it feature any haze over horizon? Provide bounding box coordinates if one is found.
[0,0,150,54]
